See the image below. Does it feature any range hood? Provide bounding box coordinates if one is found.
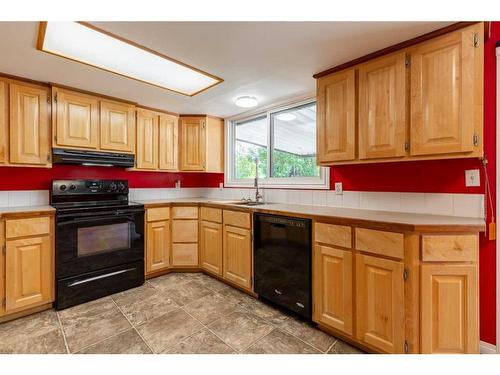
[52,148,135,168]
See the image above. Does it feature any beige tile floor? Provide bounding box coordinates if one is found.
[0,272,364,354]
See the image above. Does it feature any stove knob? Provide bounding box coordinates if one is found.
[118,182,126,191]
[109,182,117,191]
[59,184,67,191]
[69,184,77,191]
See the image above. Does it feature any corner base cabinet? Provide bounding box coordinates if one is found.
[313,222,480,354]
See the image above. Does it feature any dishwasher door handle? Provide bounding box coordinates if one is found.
[274,289,283,295]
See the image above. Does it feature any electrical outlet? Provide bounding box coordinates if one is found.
[465,169,480,187]
[175,180,181,189]
[334,182,343,195]
[219,182,224,191]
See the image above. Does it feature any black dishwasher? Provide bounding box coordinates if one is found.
[253,213,312,320]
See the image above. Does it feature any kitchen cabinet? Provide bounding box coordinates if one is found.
[135,109,179,172]
[0,81,6,164]
[200,220,223,276]
[159,114,178,171]
[355,253,405,353]
[358,52,406,159]
[314,244,353,335]
[1,213,54,318]
[136,108,159,170]
[316,68,356,163]
[179,116,223,172]
[8,83,50,166]
[315,22,484,165]
[410,24,483,157]
[53,88,99,150]
[100,100,135,153]
[145,207,170,275]
[171,205,199,267]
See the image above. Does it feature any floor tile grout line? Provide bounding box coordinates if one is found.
[325,338,339,354]
[237,327,278,354]
[180,306,240,354]
[71,326,135,354]
[111,298,156,354]
[55,311,70,354]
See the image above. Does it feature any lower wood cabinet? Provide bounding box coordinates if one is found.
[420,264,478,353]
[223,224,252,290]
[355,253,405,353]
[200,220,223,276]
[171,206,199,267]
[1,213,54,318]
[145,220,170,274]
[314,244,353,335]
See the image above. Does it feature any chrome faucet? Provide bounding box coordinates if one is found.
[254,158,263,203]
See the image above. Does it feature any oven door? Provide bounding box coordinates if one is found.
[56,207,145,278]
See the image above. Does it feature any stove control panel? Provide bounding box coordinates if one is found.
[52,180,129,195]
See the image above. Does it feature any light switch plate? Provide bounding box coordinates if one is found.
[219,182,224,190]
[335,182,343,195]
[465,169,480,187]
[175,180,181,189]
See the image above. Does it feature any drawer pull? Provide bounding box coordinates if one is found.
[296,302,305,309]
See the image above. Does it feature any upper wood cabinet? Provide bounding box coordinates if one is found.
[0,81,7,164]
[315,22,484,165]
[159,114,178,171]
[316,68,356,163]
[358,52,407,159]
[100,100,135,153]
[136,108,159,170]
[53,88,99,150]
[410,24,483,157]
[356,253,405,353]
[179,116,223,172]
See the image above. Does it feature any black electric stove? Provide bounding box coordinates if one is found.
[51,179,145,310]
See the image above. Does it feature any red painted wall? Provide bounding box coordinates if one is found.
[0,165,224,190]
[330,22,499,345]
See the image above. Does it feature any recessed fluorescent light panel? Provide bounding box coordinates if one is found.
[37,22,223,96]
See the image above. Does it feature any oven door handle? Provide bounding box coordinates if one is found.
[66,268,137,287]
[57,214,134,225]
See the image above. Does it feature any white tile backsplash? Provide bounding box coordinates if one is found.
[1,186,478,219]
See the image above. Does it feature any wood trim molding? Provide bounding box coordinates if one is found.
[137,105,179,117]
[313,22,481,78]
[50,83,138,106]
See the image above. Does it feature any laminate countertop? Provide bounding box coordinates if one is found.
[0,205,56,218]
[134,198,485,233]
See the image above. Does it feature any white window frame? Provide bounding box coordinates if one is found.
[225,98,329,189]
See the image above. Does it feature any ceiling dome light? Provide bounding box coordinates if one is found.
[235,96,258,108]
[276,112,296,122]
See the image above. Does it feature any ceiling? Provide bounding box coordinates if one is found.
[0,21,452,118]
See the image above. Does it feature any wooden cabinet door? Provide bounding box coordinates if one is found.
[314,245,353,335]
[5,235,52,312]
[223,225,252,290]
[356,254,405,353]
[136,109,159,170]
[316,69,356,163]
[358,52,407,159]
[159,114,178,171]
[421,264,478,353]
[410,26,481,156]
[100,101,135,153]
[145,220,170,274]
[179,117,206,171]
[54,89,99,149]
[0,80,7,164]
[200,220,223,276]
[9,84,49,165]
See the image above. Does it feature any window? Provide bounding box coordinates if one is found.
[226,100,329,189]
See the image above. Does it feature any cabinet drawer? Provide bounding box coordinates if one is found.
[422,235,478,262]
[172,243,198,266]
[6,216,51,239]
[315,222,351,248]
[200,207,222,223]
[146,207,170,222]
[172,220,198,243]
[223,210,251,229]
[172,206,198,219]
[355,228,404,259]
